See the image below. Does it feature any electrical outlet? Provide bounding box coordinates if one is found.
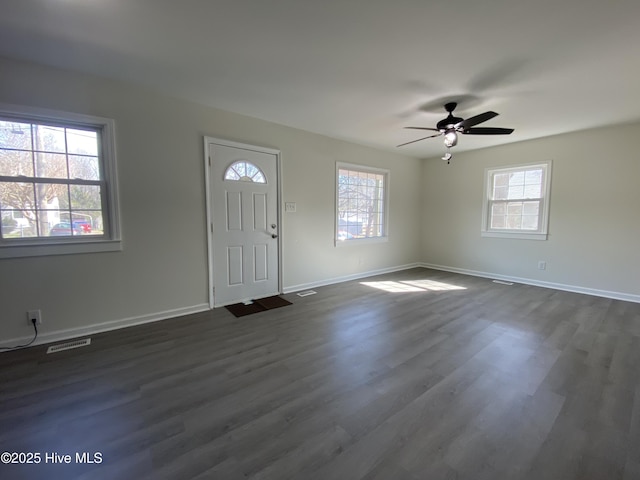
[27,309,42,325]
[538,261,547,271]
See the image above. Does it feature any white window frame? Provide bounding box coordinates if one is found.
[0,103,121,258]
[481,160,552,240]
[335,162,389,246]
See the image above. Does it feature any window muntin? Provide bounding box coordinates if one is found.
[0,105,120,257]
[224,161,266,183]
[336,163,389,244]
[482,161,551,240]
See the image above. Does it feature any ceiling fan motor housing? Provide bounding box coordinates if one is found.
[438,102,463,130]
[437,114,463,131]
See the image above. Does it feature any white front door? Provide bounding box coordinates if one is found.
[207,139,280,306]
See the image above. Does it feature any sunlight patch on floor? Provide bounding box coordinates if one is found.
[360,279,467,293]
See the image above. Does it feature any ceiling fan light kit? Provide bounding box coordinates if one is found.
[444,130,458,147]
[398,102,514,163]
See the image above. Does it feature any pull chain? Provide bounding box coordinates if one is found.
[442,148,452,164]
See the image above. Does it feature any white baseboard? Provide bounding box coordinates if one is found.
[0,303,210,351]
[282,263,422,294]
[5,262,636,352]
[420,263,640,304]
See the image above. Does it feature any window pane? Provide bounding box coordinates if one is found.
[0,120,33,149]
[491,214,506,229]
[506,214,522,229]
[509,171,525,185]
[364,185,372,200]
[72,211,100,234]
[225,169,240,180]
[0,148,33,177]
[522,215,539,230]
[35,183,70,210]
[524,169,542,184]
[506,202,523,229]
[48,220,77,237]
[66,128,98,156]
[507,202,523,215]
[523,183,542,198]
[508,184,525,199]
[523,201,539,215]
[494,173,509,187]
[493,185,508,200]
[1,181,35,211]
[34,152,68,179]
[1,210,36,238]
[245,163,258,178]
[33,124,66,153]
[70,184,102,210]
[491,202,506,216]
[69,155,101,180]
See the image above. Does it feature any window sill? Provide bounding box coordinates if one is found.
[0,239,123,259]
[481,231,548,241]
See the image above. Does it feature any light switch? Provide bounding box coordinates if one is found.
[285,202,297,213]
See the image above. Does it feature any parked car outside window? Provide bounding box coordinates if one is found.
[49,222,83,236]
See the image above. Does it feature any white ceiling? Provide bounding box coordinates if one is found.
[2,0,640,158]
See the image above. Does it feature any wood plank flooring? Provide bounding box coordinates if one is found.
[1,268,639,479]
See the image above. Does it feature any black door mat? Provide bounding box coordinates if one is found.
[225,295,292,318]
[225,302,266,317]
[255,295,292,310]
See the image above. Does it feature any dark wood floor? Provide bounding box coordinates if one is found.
[1,268,639,480]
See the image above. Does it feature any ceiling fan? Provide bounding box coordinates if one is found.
[397,102,514,162]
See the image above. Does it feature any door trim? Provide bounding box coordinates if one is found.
[204,137,282,309]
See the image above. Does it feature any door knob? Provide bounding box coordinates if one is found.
[272,234,278,239]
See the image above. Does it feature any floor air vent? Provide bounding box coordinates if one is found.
[296,290,317,297]
[46,338,91,354]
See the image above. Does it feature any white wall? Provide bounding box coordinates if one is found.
[421,124,640,300]
[0,56,422,346]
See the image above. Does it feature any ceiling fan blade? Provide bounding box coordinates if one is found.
[397,133,442,147]
[457,111,498,129]
[463,127,514,135]
[404,126,441,132]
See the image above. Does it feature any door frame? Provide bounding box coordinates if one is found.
[203,136,283,309]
